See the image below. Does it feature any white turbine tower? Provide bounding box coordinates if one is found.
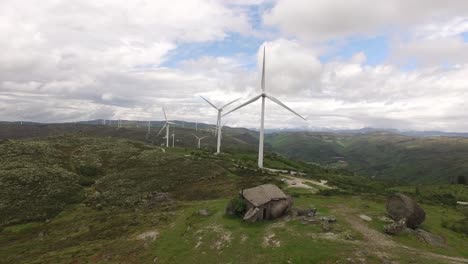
[192,133,207,149]
[157,108,179,147]
[171,133,175,147]
[200,96,240,153]
[223,46,306,168]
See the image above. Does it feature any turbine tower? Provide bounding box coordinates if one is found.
[157,108,179,147]
[223,46,306,168]
[171,133,175,147]
[200,96,240,154]
[146,120,151,140]
[192,133,207,149]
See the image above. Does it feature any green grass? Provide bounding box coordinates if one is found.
[148,199,359,264]
[1,134,467,263]
[388,184,468,203]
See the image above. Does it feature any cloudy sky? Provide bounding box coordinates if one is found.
[1,0,468,131]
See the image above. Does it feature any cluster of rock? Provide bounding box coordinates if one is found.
[383,193,425,234]
[383,218,407,235]
[291,207,337,231]
[383,193,446,247]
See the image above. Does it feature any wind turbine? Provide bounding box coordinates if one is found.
[171,133,175,147]
[192,133,207,149]
[223,46,306,168]
[200,96,241,154]
[157,108,179,147]
[145,120,151,140]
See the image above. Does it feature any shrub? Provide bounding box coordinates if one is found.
[427,194,457,206]
[77,165,103,177]
[457,175,467,185]
[226,196,247,217]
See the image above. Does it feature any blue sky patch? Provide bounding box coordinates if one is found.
[320,36,389,66]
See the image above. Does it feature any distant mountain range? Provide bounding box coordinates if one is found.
[4,120,468,138]
[267,127,468,138]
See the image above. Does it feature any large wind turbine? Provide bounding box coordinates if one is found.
[192,133,207,149]
[223,46,306,168]
[200,96,240,154]
[157,108,179,147]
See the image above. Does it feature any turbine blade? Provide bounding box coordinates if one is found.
[266,94,307,121]
[192,133,200,139]
[221,97,242,109]
[156,123,168,136]
[167,121,181,126]
[222,94,262,117]
[162,107,167,121]
[200,96,218,110]
[261,46,266,92]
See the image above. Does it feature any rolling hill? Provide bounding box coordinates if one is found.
[266,131,468,184]
[0,133,467,263]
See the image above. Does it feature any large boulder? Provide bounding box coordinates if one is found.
[386,193,425,229]
[269,196,293,219]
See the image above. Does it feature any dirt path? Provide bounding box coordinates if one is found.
[333,205,468,264]
[283,175,333,190]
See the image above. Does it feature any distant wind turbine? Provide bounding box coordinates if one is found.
[223,46,306,168]
[156,108,179,147]
[192,133,207,149]
[200,96,240,153]
[146,120,151,140]
[171,133,175,147]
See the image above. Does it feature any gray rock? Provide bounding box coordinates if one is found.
[359,214,372,221]
[297,208,317,217]
[416,229,446,247]
[270,199,291,219]
[198,209,210,216]
[384,218,407,235]
[386,193,425,228]
[319,216,336,223]
[243,207,260,222]
[378,216,394,223]
[321,221,332,232]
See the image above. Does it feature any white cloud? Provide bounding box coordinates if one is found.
[392,36,468,66]
[263,0,468,41]
[1,0,468,133]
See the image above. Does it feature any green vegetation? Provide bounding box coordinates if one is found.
[0,131,467,263]
[388,184,468,205]
[266,131,468,184]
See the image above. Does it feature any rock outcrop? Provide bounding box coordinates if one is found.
[416,229,446,247]
[383,218,407,235]
[386,193,425,228]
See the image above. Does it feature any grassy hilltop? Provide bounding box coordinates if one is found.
[0,130,467,263]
